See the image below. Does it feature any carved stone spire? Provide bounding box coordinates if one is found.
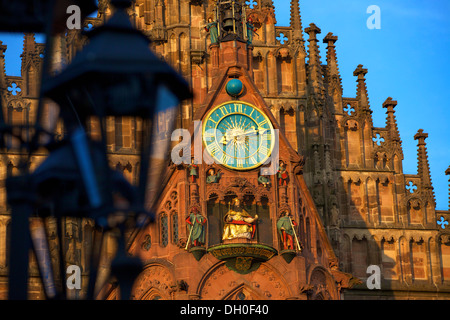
[290,0,303,42]
[305,23,324,98]
[20,33,39,76]
[0,41,7,90]
[382,97,402,151]
[446,166,450,210]
[323,32,343,111]
[323,33,339,78]
[21,33,36,59]
[260,0,274,8]
[414,129,435,204]
[353,64,370,112]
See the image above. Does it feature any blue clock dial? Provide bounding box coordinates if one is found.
[203,102,274,170]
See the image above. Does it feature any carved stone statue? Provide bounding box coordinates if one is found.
[276,211,298,250]
[185,207,207,247]
[258,168,271,187]
[205,18,219,44]
[206,168,222,184]
[246,18,258,45]
[330,204,340,227]
[222,198,258,240]
[277,160,288,186]
[188,158,198,183]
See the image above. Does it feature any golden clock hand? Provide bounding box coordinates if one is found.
[235,128,269,137]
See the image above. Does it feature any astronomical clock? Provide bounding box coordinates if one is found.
[202,101,275,171]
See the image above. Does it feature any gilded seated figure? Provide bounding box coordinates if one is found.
[222,198,258,241]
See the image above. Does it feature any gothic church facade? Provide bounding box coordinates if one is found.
[0,0,449,300]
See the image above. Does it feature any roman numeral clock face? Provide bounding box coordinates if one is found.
[203,102,275,170]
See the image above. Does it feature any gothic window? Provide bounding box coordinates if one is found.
[439,237,450,282]
[344,119,360,167]
[305,217,311,250]
[351,237,368,278]
[276,54,293,93]
[179,33,188,75]
[115,116,133,150]
[246,0,258,9]
[399,237,412,281]
[381,238,398,280]
[373,133,385,146]
[252,52,265,92]
[376,178,394,223]
[114,116,122,149]
[169,34,177,67]
[171,211,179,244]
[410,240,427,280]
[407,199,423,225]
[160,213,168,247]
[7,82,21,96]
[7,101,29,149]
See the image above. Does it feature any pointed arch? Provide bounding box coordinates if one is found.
[222,283,264,300]
[407,198,423,226]
[179,32,188,75]
[169,33,177,67]
[306,265,339,300]
[132,263,176,300]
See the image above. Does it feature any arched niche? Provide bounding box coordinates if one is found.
[307,265,338,300]
[132,263,176,300]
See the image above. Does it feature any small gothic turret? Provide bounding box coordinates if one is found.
[414,129,435,205]
[0,41,6,90]
[290,0,304,44]
[353,64,370,113]
[323,32,342,112]
[446,166,450,210]
[383,97,402,148]
[323,33,340,82]
[305,23,324,99]
[21,33,36,59]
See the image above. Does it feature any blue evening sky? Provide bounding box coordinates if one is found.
[273,0,450,210]
[0,0,449,209]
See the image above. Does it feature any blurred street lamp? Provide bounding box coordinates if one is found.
[0,0,97,300]
[3,0,191,300]
[40,0,191,300]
